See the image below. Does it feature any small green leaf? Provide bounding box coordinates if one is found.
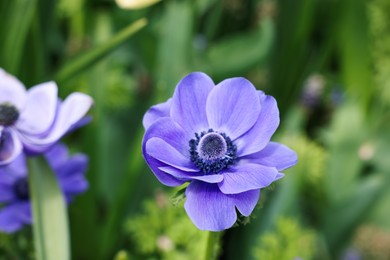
[28,157,70,260]
[169,186,187,206]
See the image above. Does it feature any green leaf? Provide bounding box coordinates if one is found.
[28,157,70,260]
[0,0,37,74]
[321,174,390,255]
[156,1,193,95]
[200,18,274,77]
[338,0,374,111]
[169,186,187,206]
[55,18,148,83]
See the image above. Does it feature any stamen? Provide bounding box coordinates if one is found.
[0,103,19,126]
[198,133,227,161]
[189,129,237,174]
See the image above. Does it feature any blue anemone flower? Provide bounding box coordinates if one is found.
[142,72,298,231]
[0,144,88,233]
[0,68,93,165]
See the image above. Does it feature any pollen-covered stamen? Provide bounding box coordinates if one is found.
[13,178,29,201]
[189,129,237,174]
[0,103,19,126]
[198,133,227,161]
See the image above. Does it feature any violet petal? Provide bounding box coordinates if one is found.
[0,202,31,233]
[170,72,214,134]
[0,129,23,166]
[184,181,237,231]
[218,163,278,194]
[0,69,27,110]
[242,142,298,171]
[159,166,223,183]
[143,98,172,129]
[236,93,280,157]
[19,92,93,153]
[16,81,58,135]
[206,77,261,139]
[230,189,260,216]
[146,137,197,172]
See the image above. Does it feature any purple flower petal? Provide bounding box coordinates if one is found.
[0,202,31,233]
[206,78,261,140]
[159,166,223,183]
[0,69,27,110]
[44,143,68,170]
[218,163,278,194]
[0,152,27,177]
[19,92,93,153]
[184,181,237,231]
[146,137,197,172]
[274,173,285,181]
[0,184,16,202]
[230,189,260,216]
[143,117,190,155]
[0,128,23,166]
[144,154,186,187]
[143,98,172,129]
[142,118,191,187]
[59,174,89,195]
[236,93,280,157]
[242,142,297,171]
[55,154,88,178]
[170,72,214,134]
[16,81,58,135]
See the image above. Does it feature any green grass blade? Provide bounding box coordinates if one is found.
[55,18,147,82]
[28,157,70,260]
[0,0,37,74]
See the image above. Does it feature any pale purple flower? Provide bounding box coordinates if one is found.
[0,143,88,233]
[0,68,93,165]
[142,72,297,231]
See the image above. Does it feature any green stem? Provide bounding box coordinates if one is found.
[204,231,220,260]
[28,157,70,260]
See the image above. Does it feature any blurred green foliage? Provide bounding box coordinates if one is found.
[123,191,207,260]
[1,0,390,259]
[252,217,317,260]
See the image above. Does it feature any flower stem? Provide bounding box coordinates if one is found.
[204,231,220,260]
[28,157,70,260]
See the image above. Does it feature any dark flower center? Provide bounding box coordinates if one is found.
[13,178,30,201]
[0,103,19,126]
[198,133,227,160]
[189,129,237,174]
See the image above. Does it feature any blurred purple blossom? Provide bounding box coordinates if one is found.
[0,143,88,233]
[300,74,325,108]
[142,72,297,231]
[0,68,93,165]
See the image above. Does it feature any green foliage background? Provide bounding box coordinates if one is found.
[1,0,390,259]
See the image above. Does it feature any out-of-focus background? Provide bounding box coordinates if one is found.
[1,0,390,259]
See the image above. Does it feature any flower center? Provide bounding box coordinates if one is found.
[13,178,29,201]
[198,133,227,160]
[0,103,19,126]
[189,129,237,174]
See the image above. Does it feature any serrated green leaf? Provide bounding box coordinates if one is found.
[169,186,187,206]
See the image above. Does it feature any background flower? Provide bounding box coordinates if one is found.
[0,68,93,165]
[143,72,297,231]
[0,144,88,233]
